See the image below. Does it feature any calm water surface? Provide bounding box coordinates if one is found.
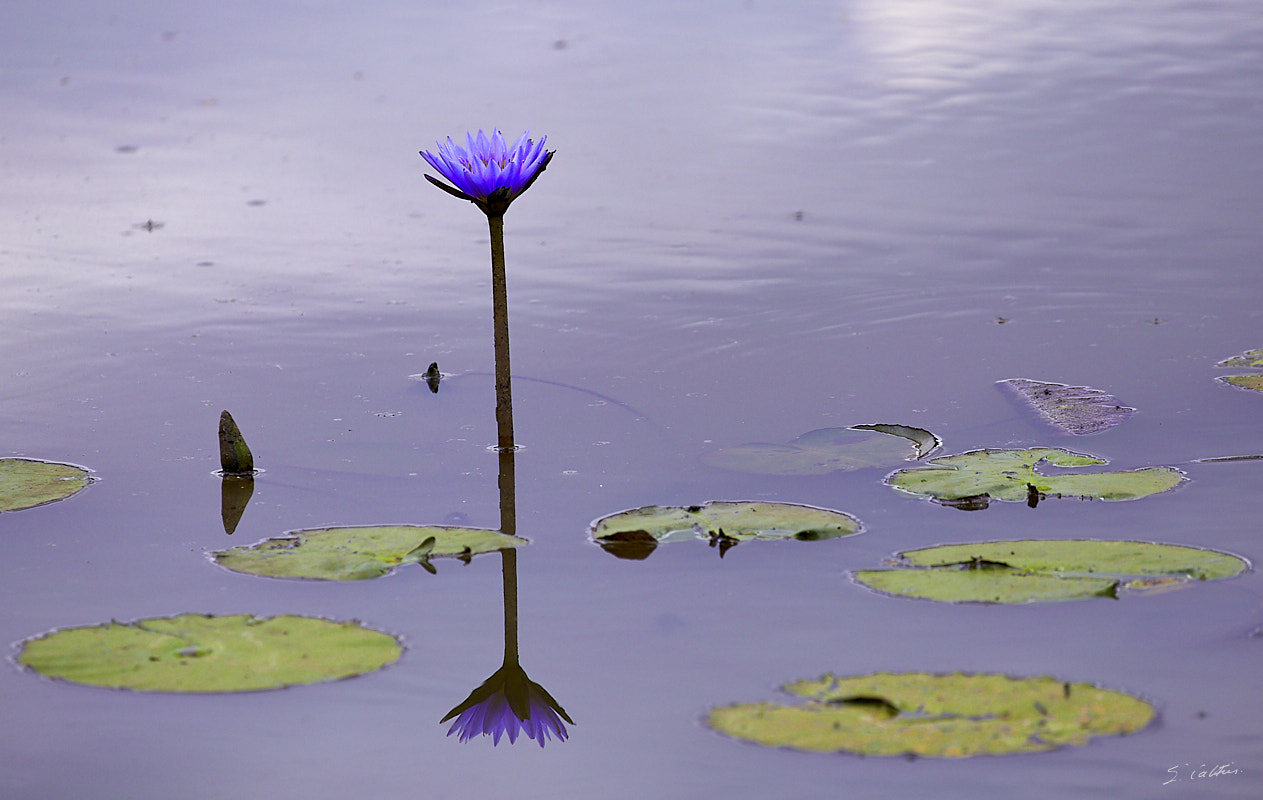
[3,1,1262,798]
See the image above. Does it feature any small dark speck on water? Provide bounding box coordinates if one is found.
[115,145,139,154]
[247,199,267,207]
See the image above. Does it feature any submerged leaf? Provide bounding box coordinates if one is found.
[702,424,939,476]
[214,525,526,580]
[887,448,1184,506]
[590,501,860,558]
[706,672,1155,757]
[853,539,1248,604]
[0,458,94,512]
[17,614,401,692]
[999,379,1134,435]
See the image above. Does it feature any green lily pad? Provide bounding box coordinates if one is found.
[213,525,526,580]
[1219,375,1263,392]
[702,424,940,476]
[706,672,1155,757]
[998,379,1134,435]
[17,614,401,692]
[1216,348,1263,369]
[1216,349,1263,392]
[853,539,1248,604]
[590,501,860,559]
[1,458,94,512]
[887,448,1184,508]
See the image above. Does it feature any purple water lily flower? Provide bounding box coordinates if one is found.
[420,129,553,217]
[442,662,573,748]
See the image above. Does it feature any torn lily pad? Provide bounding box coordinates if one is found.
[214,524,526,580]
[887,448,1184,508]
[706,672,1154,757]
[999,379,1134,435]
[701,424,939,476]
[853,539,1248,604]
[590,501,860,559]
[1216,348,1263,393]
[17,614,401,692]
[0,458,94,512]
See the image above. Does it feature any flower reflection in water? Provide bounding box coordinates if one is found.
[442,659,573,747]
[442,549,573,748]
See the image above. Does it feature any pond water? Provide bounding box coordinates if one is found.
[3,0,1262,797]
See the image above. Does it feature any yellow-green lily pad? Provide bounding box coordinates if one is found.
[887,448,1184,508]
[853,539,1248,604]
[1,458,94,512]
[706,672,1155,757]
[213,525,527,580]
[701,424,940,476]
[1216,348,1263,392]
[1216,348,1263,369]
[998,379,1134,435]
[590,501,860,559]
[17,614,402,692]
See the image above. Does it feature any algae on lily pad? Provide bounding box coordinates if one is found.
[999,379,1134,435]
[887,448,1184,508]
[17,614,401,692]
[706,672,1154,757]
[590,501,860,559]
[1216,348,1263,392]
[702,424,940,476]
[853,539,1248,604]
[214,524,526,580]
[1,457,94,512]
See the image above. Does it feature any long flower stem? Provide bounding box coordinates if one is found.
[501,548,519,664]
[488,214,514,451]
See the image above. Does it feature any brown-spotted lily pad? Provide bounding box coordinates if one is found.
[1217,348,1263,392]
[1,458,94,512]
[590,501,860,559]
[213,525,526,580]
[707,672,1154,757]
[887,448,1184,509]
[17,614,401,692]
[702,424,940,476]
[998,379,1134,435]
[853,539,1249,604]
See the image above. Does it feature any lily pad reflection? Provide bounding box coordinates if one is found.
[853,539,1248,604]
[17,614,401,692]
[590,500,860,559]
[0,458,94,512]
[706,672,1155,757]
[214,524,526,580]
[887,448,1184,508]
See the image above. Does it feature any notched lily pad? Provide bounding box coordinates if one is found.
[887,448,1184,507]
[1216,348,1263,392]
[1,458,94,512]
[213,524,527,580]
[16,613,402,692]
[702,424,940,476]
[706,672,1154,757]
[999,379,1134,435]
[853,539,1248,604]
[590,501,860,559]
